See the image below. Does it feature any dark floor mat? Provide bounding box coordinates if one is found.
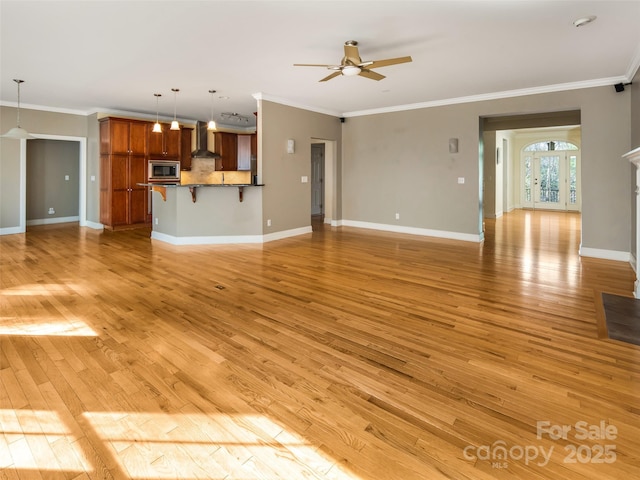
[602,292,640,346]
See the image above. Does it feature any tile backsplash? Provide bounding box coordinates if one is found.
[180,158,251,185]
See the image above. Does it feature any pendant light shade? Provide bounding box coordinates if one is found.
[207,89,217,130]
[2,79,35,139]
[152,93,162,133]
[170,88,180,130]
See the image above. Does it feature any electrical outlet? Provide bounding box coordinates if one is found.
[91,175,96,182]
[395,213,400,220]
[64,175,70,181]
[267,219,272,227]
[458,177,465,184]
[48,207,55,215]
[301,176,308,183]
[155,218,159,225]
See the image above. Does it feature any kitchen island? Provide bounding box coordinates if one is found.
[142,183,265,245]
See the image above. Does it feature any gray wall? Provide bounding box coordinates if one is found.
[0,106,89,229]
[343,105,486,236]
[259,100,342,233]
[629,69,640,263]
[632,69,640,150]
[342,86,632,253]
[26,139,79,221]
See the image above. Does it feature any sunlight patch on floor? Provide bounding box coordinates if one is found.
[0,409,86,473]
[84,411,359,479]
[0,318,97,336]
[0,283,85,296]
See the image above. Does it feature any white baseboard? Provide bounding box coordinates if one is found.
[151,226,312,246]
[84,220,104,230]
[27,216,79,226]
[579,245,631,262]
[341,219,483,243]
[263,226,312,243]
[0,226,24,235]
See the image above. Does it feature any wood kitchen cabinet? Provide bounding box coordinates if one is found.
[99,117,149,229]
[100,117,147,155]
[180,127,193,171]
[148,123,180,159]
[100,154,148,229]
[213,132,237,171]
[237,134,252,171]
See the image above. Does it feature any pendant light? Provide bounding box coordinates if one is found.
[170,88,180,130]
[207,90,217,130]
[2,79,35,139]
[152,93,162,133]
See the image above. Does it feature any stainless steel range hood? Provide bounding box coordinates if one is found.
[191,121,220,158]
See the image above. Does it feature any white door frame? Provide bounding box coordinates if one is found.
[17,134,88,233]
[310,138,337,225]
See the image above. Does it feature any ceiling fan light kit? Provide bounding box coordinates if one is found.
[294,40,412,82]
[341,65,361,77]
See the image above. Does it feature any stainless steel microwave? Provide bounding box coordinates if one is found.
[148,160,180,183]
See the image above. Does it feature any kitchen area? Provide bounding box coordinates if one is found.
[99,115,265,244]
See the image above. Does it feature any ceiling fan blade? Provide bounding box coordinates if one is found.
[343,42,362,65]
[366,56,413,69]
[319,71,342,82]
[358,69,385,81]
[294,63,333,67]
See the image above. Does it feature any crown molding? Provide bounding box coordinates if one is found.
[3,74,636,123]
[0,101,90,116]
[343,76,629,118]
[626,43,640,81]
[253,92,342,118]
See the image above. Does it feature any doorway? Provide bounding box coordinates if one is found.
[311,143,325,220]
[15,134,87,234]
[26,139,81,227]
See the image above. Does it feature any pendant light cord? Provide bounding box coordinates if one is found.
[15,79,23,128]
[172,88,179,122]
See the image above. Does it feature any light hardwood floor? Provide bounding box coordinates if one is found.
[0,210,638,479]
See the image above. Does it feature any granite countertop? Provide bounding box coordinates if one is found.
[139,183,264,187]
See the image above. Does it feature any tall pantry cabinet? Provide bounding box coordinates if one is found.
[99,118,149,229]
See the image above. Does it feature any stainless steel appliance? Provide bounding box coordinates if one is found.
[148,160,180,183]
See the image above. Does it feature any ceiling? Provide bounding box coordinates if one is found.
[2,1,639,130]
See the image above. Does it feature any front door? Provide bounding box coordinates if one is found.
[522,150,580,211]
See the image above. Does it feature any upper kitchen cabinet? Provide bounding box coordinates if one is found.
[100,117,147,155]
[148,123,180,159]
[213,132,237,171]
[237,134,252,171]
[180,127,193,171]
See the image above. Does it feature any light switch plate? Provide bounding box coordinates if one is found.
[301,176,308,183]
[458,177,465,184]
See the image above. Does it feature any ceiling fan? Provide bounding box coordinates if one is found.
[294,40,412,82]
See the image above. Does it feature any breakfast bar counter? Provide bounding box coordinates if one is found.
[144,182,264,203]
[140,183,265,245]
